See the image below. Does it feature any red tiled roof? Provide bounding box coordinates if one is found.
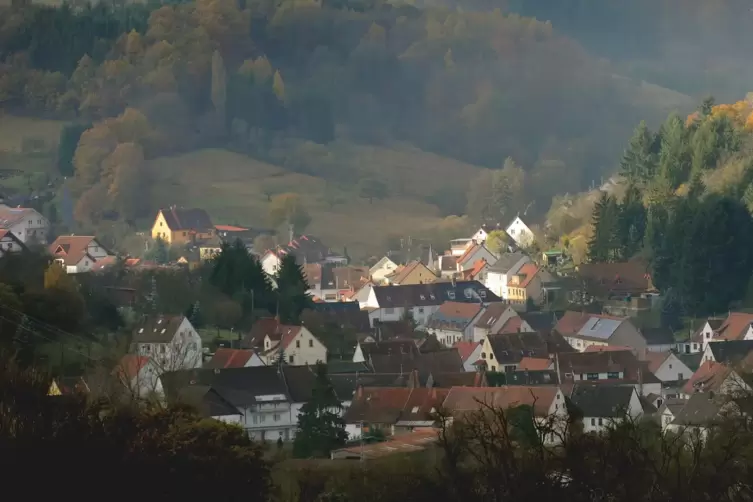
[682,361,733,395]
[457,243,481,266]
[114,355,150,380]
[49,235,101,266]
[215,224,248,232]
[464,258,488,279]
[508,263,539,288]
[577,261,655,296]
[437,301,483,320]
[518,357,553,371]
[242,318,303,351]
[442,386,559,417]
[554,311,623,336]
[714,312,753,341]
[497,316,524,334]
[206,348,256,369]
[454,341,481,362]
[641,351,669,374]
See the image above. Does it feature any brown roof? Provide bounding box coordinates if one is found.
[160,207,214,232]
[463,258,489,280]
[457,243,481,266]
[333,266,370,290]
[114,355,151,380]
[442,386,559,417]
[642,351,670,374]
[475,302,512,329]
[577,261,654,297]
[302,263,322,288]
[557,350,660,385]
[49,235,104,266]
[388,260,431,284]
[369,348,464,374]
[0,206,41,228]
[453,341,481,362]
[691,318,724,343]
[508,263,539,288]
[437,301,483,320]
[682,361,734,395]
[554,311,623,336]
[440,255,458,271]
[430,372,486,388]
[132,315,186,343]
[240,318,303,351]
[518,357,553,371]
[205,349,257,369]
[714,312,753,341]
[583,345,634,353]
[344,387,446,425]
[498,316,525,334]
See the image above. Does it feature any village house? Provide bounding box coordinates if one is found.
[369,256,399,283]
[576,261,658,302]
[517,357,554,371]
[711,312,753,343]
[665,393,736,440]
[570,385,643,434]
[505,216,535,248]
[48,235,115,274]
[131,315,203,371]
[484,252,531,301]
[0,206,49,244]
[472,302,520,341]
[658,398,687,431]
[260,235,347,276]
[198,234,224,261]
[480,332,573,373]
[461,258,490,282]
[359,280,500,328]
[682,360,751,397]
[241,318,327,366]
[453,341,484,372]
[684,318,724,354]
[205,348,265,368]
[352,339,418,363]
[556,350,662,397]
[642,351,692,383]
[449,238,473,257]
[343,387,448,439]
[437,254,459,278]
[161,365,321,441]
[151,206,216,245]
[441,386,567,443]
[114,355,164,398]
[383,260,438,286]
[554,311,647,352]
[701,339,753,366]
[426,301,485,347]
[506,263,559,308]
[0,229,26,257]
[455,242,497,273]
[640,327,678,352]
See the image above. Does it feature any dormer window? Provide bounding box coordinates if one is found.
[420,294,425,300]
[448,291,455,300]
[430,294,435,300]
[479,290,486,298]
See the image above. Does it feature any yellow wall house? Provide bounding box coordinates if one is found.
[152,206,215,245]
[384,260,438,285]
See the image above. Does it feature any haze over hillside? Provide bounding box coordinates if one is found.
[0,0,747,256]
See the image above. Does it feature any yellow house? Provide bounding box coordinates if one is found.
[507,263,544,306]
[151,206,215,245]
[384,260,437,285]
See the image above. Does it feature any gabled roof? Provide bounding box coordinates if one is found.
[691,318,724,342]
[707,340,753,365]
[464,258,489,279]
[369,348,464,374]
[570,384,635,418]
[427,301,483,331]
[266,235,337,265]
[205,349,259,369]
[429,371,485,388]
[557,350,660,385]
[359,339,419,359]
[214,224,248,232]
[670,393,728,426]
[372,280,500,309]
[641,327,676,346]
[583,345,634,353]
[519,311,558,334]
[657,397,687,418]
[453,341,481,363]
[333,266,370,290]
[577,261,654,297]
[132,315,187,343]
[159,207,214,231]
[302,263,323,288]
[487,252,528,274]
[386,260,435,284]
[714,312,753,341]
[486,332,569,365]
[326,361,372,374]
[241,318,305,351]
[343,387,446,425]
[508,262,540,288]
[554,311,627,341]
[498,316,525,334]
[0,206,42,228]
[642,351,670,374]
[369,256,398,274]
[115,355,151,380]
[0,229,26,248]
[486,370,559,387]
[518,357,553,371]
[475,302,513,329]
[442,385,558,417]
[49,235,106,266]
[682,361,734,395]
[439,255,458,271]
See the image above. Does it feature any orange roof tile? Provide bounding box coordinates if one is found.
[454,341,481,362]
[49,235,102,266]
[497,316,524,334]
[641,351,670,374]
[518,357,553,371]
[714,312,753,341]
[683,361,733,395]
[442,386,558,417]
[215,224,248,232]
[437,301,483,320]
[508,263,539,288]
[206,348,257,368]
[583,345,634,353]
[114,355,150,380]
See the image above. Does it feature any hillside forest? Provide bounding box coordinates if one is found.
[0,0,752,257]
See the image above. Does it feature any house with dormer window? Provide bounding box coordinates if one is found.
[359,280,501,328]
[131,315,203,371]
[49,235,115,274]
[554,311,647,352]
[240,318,327,366]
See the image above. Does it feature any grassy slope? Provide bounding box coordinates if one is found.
[147,148,455,258]
[0,114,67,152]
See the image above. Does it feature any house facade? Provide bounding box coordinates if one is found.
[643,351,692,382]
[115,355,164,398]
[472,303,520,342]
[484,252,531,300]
[426,302,484,347]
[505,216,535,248]
[205,348,266,368]
[571,385,642,434]
[241,319,327,366]
[131,316,203,371]
[384,260,438,285]
[151,206,215,245]
[49,235,114,274]
[0,206,49,244]
[554,311,647,352]
[370,256,399,283]
[0,229,26,257]
[456,243,497,272]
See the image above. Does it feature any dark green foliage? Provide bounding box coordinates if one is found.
[274,254,312,324]
[293,363,347,458]
[209,240,273,318]
[616,184,647,260]
[147,237,169,265]
[619,121,658,185]
[587,192,620,262]
[56,122,90,176]
[658,114,690,188]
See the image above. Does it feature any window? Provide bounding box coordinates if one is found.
[253,415,258,424]
[598,418,603,426]
[479,290,486,298]
[491,366,497,371]
[296,340,301,348]
[669,364,672,369]
[289,355,295,364]
[183,231,187,237]
[590,418,595,426]
[308,339,313,348]
[418,307,424,314]
[260,415,266,423]
[586,373,599,380]
[160,221,163,226]
[489,353,494,360]
[273,414,281,422]
[678,373,684,380]
[447,291,455,300]
[607,372,620,379]
[481,352,486,359]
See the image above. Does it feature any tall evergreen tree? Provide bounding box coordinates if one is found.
[275,254,312,324]
[620,121,658,185]
[658,114,690,188]
[587,192,619,263]
[616,184,646,260]
[293,363,347,458]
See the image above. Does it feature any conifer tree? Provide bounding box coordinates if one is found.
[293,363,347,458]
[587,192,618,263]
[658,114,690,188]
[620,121,658,185]
[275,254,312,324]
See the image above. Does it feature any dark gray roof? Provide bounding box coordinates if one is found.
[132,315,186,343]
[677,353,703,372]
[282,365,318,402]
[671,393,726,426]
[372,280,500,308]
[571,384,636,418]
[519,311,559,333]
[657,397,687,418]
[174,385,241,417]
[487,252,528,273]
[708,340,753,365]
[327,361,372,374]
[369,349,463,374]
[160,207,214,231]
[641,327,676,346]
[329,373,419,401]
[486,370,559,387]
[486,332,573,366]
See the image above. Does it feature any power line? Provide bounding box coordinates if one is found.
[0,302,99,348]
[0,313,99,362]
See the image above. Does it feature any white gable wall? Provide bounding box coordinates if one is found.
[652,353,692,382]
[505,217,535,248]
